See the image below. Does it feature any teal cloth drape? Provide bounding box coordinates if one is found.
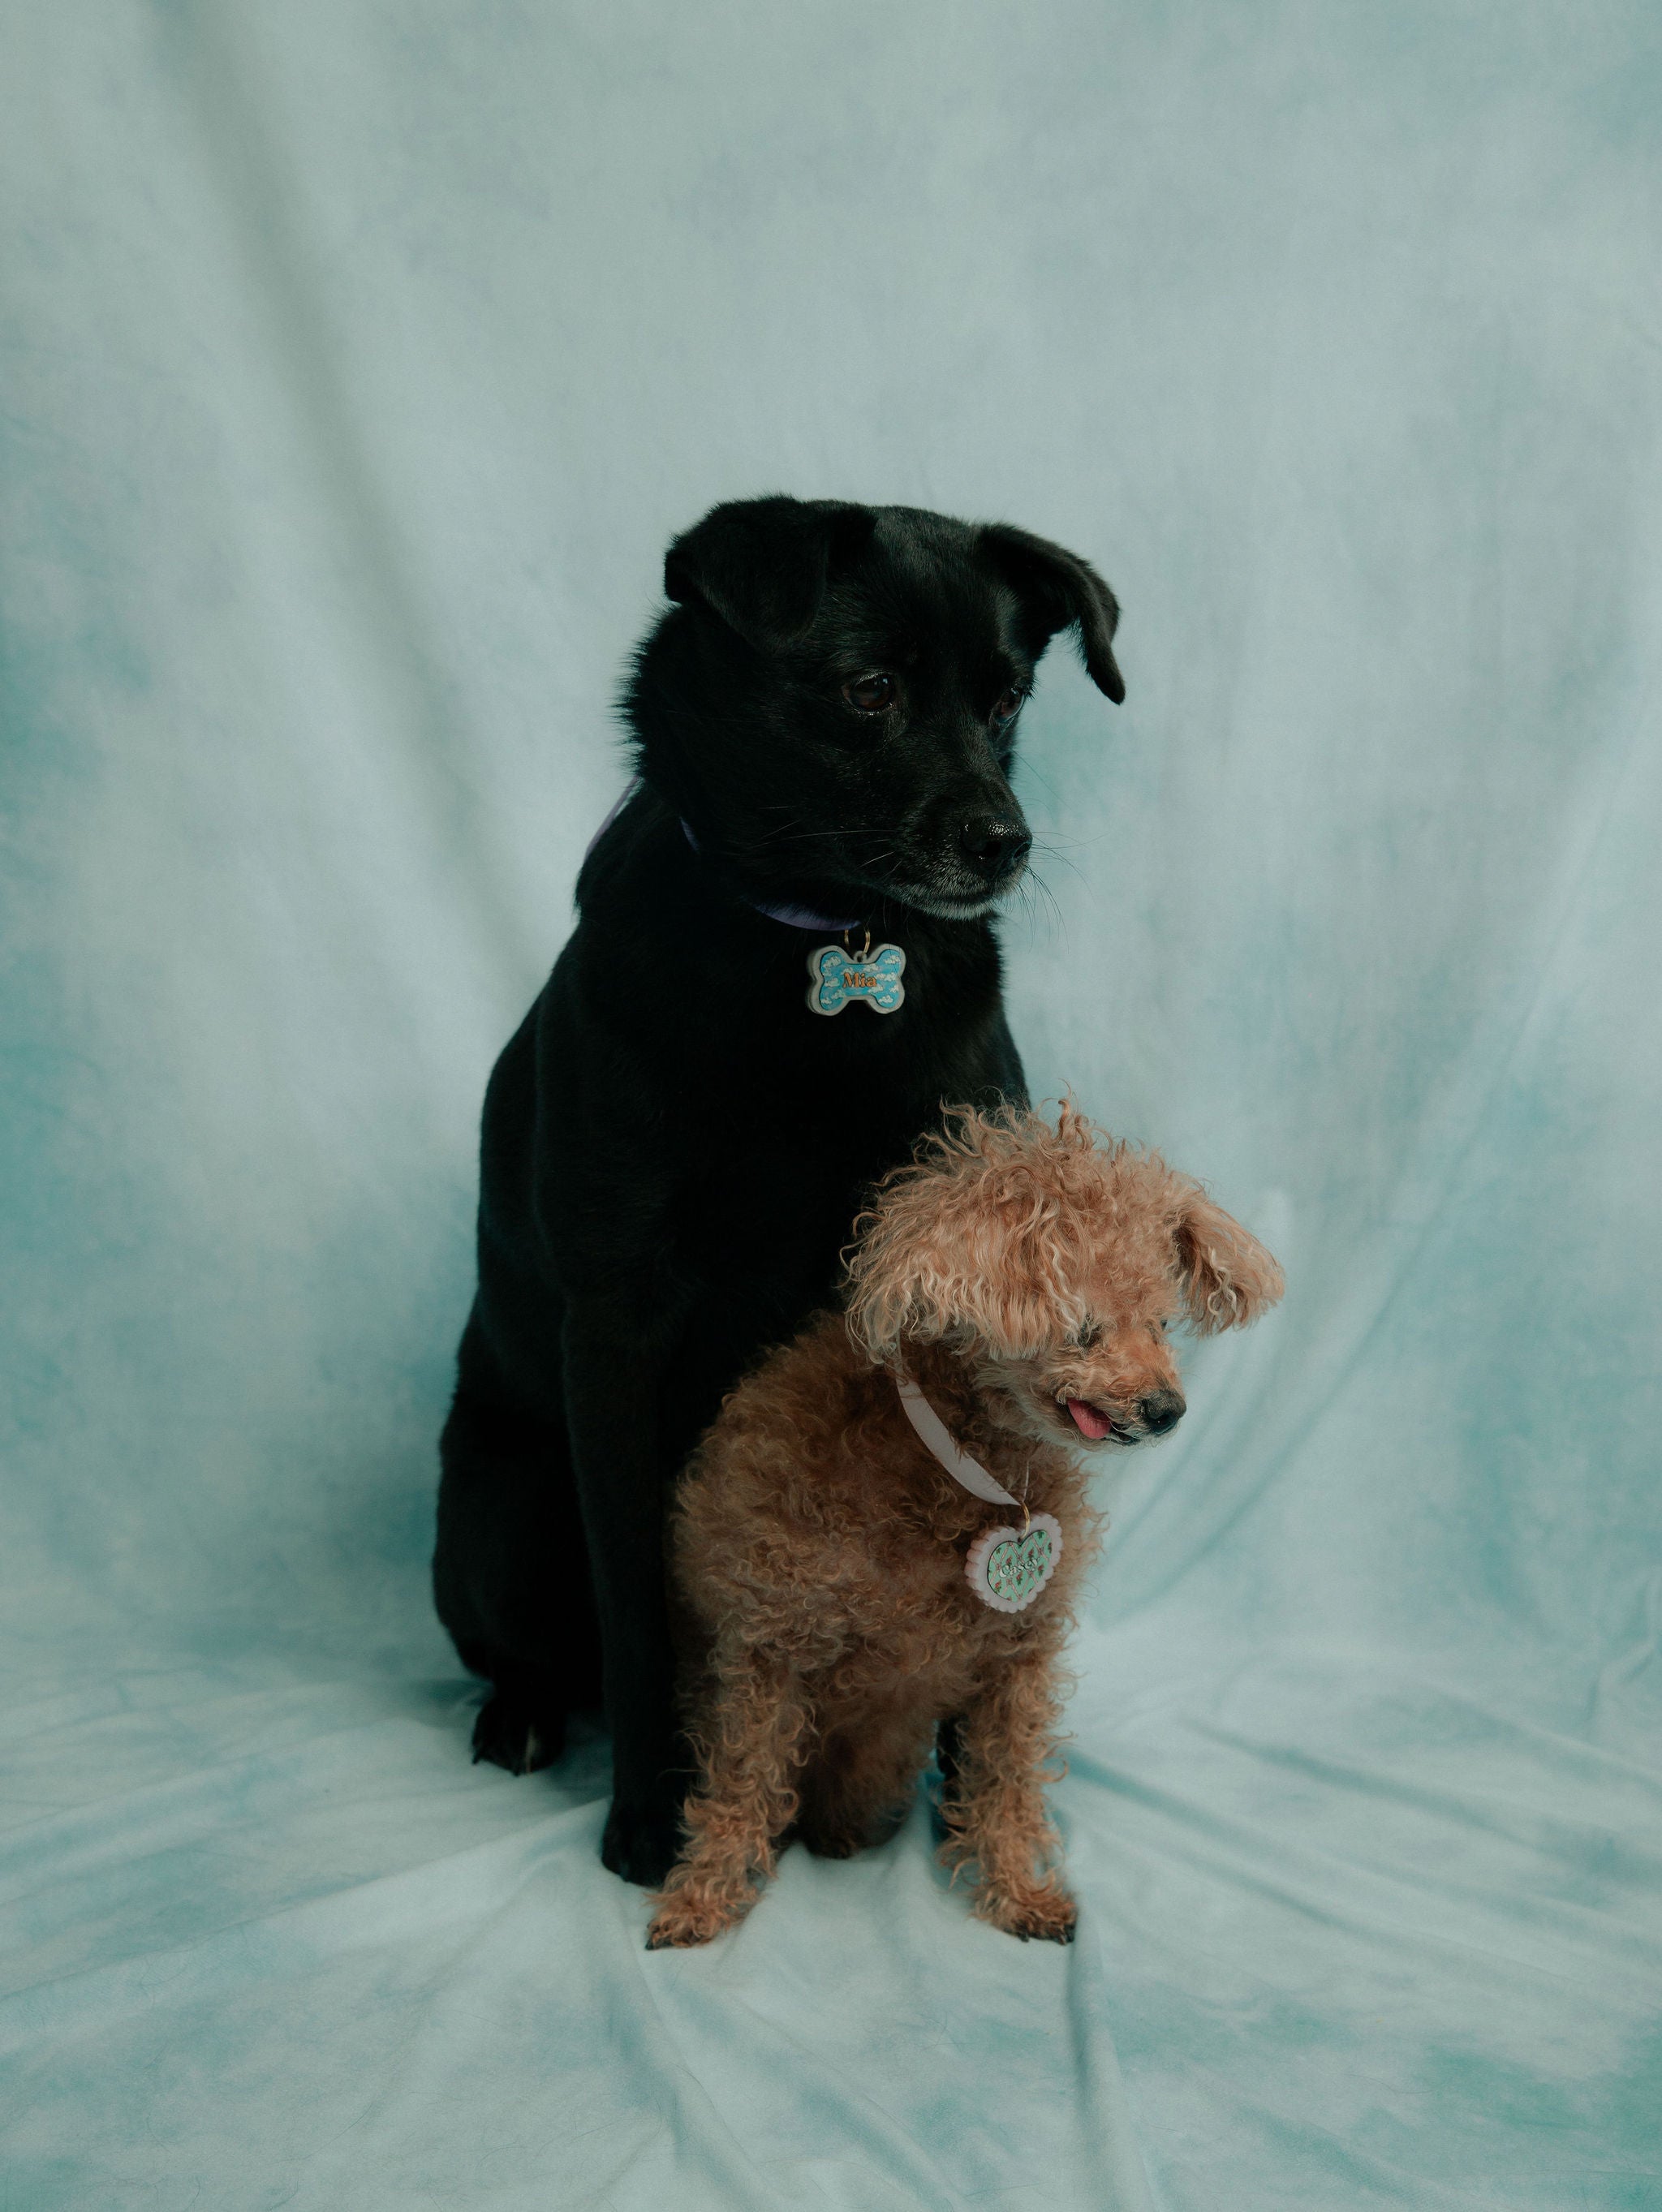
[2,5,1659,2206]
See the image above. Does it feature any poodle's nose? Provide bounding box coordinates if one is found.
[1137,1388,1186,1436]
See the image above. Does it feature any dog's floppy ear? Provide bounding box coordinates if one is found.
[980,523,1126,704]
[664,496,876,651]
[1173,1190,1284,1334]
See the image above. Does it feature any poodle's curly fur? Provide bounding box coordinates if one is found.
[647,1104,1283,1949]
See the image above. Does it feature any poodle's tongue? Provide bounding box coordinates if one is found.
[1066,1399,1113,1440]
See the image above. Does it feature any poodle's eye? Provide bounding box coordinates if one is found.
[842,672,896,714]
[1070,1319,1101,1350]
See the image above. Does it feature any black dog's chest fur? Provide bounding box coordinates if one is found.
[510,791,1023,1437]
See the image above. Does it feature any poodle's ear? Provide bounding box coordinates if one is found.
[664,496,875,650]
[1174,1190,1284,1334]
[845,1111,1090,1364]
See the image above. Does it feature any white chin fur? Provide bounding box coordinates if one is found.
[885,886,1003,919]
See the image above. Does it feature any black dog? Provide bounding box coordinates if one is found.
[433,497,1126,1885]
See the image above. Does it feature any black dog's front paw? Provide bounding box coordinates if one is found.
[601,1793,686,1887]
[471,1691,566,1775]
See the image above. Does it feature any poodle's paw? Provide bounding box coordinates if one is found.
[601,1792,686,1888]
[471,1692,565,1775]
[979,1884,1078,1945]
[644,1885,750,1950]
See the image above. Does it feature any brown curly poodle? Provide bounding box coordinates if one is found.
[647,1104,1283,1949]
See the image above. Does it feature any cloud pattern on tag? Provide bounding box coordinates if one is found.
[806,941,906,1016]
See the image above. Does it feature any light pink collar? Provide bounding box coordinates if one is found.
[894,1376,1020,1508]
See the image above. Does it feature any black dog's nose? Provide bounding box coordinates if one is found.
[958,813,1032,880]
[1137,1388,1186,1436]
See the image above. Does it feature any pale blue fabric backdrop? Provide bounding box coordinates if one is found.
[3,5,1660,2206]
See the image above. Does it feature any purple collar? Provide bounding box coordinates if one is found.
[678,820,860,932]
[583,780,861,934]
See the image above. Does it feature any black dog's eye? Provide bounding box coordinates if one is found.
[842,672,896,714]
[991,687,1027,725]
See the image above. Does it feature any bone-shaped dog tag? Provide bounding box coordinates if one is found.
[806,941,906,1017]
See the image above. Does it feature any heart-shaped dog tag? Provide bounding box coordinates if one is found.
[806,941,906,1017]
[964,1513,1064,1614]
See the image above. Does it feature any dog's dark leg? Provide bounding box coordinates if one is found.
[434,1333,600,1774]
[930,1712,967,1842]
[467,1673,566,1774]
[562,1293,693,1888]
